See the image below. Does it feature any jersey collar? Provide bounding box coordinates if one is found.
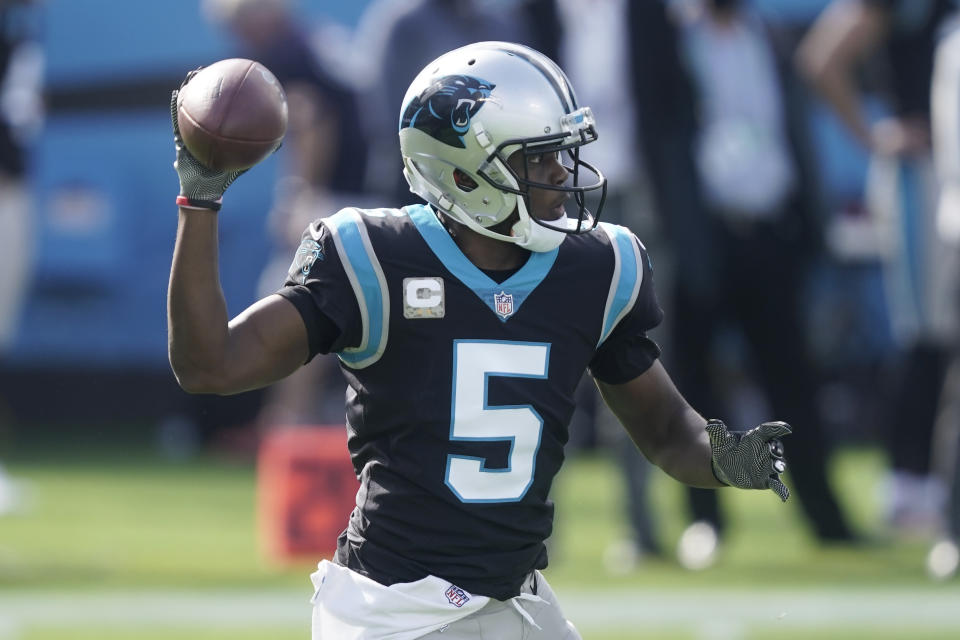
[407,204,558,321]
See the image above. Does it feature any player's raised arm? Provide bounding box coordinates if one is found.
[166,65,308,395]
[597,362,791,501]
[167,213,309,395]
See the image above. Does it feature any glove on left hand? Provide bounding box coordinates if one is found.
[706,419,791,502]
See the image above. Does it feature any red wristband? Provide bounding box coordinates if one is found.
[176,195,223,211]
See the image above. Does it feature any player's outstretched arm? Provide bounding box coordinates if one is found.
[597,361,719,488]
[167,73,308,395]
[596,361,791,500]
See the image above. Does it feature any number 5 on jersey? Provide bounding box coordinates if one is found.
[445,340,549,503]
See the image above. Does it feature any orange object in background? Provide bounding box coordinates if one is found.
[257,426,358,563]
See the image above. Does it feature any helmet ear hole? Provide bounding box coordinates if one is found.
[452,169,479,192]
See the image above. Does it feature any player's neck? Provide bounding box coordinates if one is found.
[440,213,529,270]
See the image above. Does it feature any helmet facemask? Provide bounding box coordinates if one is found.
[477,107,607,245]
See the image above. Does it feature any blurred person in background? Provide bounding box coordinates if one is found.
[202,0,371,433]
[550,0,667,567]
[167,40,794,638]
[927,15,960,580]
[354,0,546,207]
[629,0,857,566]
[798,0,958,539]
[0,0,42,514]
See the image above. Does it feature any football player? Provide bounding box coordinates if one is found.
[168,41,792,639]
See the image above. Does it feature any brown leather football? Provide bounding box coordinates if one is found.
[176,58,288,171]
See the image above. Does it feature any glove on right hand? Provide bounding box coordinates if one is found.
[706,419,791,502]
[170,68,247,211]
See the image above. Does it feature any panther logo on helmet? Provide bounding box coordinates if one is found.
[400,75,496,149]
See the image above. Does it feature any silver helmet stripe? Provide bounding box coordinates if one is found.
[495,45,577,113]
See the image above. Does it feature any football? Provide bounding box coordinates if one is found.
[176,58,288,172]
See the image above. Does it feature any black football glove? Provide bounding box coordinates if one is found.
[170,67,247,211]
[706,419,791,502]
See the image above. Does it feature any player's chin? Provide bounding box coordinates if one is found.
[533,203,567,225]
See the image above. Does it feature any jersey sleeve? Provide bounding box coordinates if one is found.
[589,235,665,384]
[275,218,362,360]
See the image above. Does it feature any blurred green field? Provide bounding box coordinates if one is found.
[1,429,959,639]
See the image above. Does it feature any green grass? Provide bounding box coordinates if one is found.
[0,437,957,639]
[0,457,297,589]
[549,447,933,589]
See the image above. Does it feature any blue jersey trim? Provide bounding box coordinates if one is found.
[408,204,558,321]
[598,223,643,345]
[322,208,390,368]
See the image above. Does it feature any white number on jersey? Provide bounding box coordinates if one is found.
[445,340,549,502]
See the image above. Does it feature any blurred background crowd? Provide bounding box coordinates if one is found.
[1,0,960,582]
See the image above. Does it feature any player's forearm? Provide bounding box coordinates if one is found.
[644,404,723,489]
[167,208,231,393]
[597,369,723,489]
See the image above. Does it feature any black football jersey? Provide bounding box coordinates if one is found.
[277,204,663,600]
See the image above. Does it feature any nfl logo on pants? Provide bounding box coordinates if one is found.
[445,584,470,608]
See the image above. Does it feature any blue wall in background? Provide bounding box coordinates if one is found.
[10,112,277,367]
[8,1,373,370]
[44,0,369,85]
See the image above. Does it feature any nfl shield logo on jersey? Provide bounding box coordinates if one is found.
[444,584,470,608]
[494,291,514,319]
